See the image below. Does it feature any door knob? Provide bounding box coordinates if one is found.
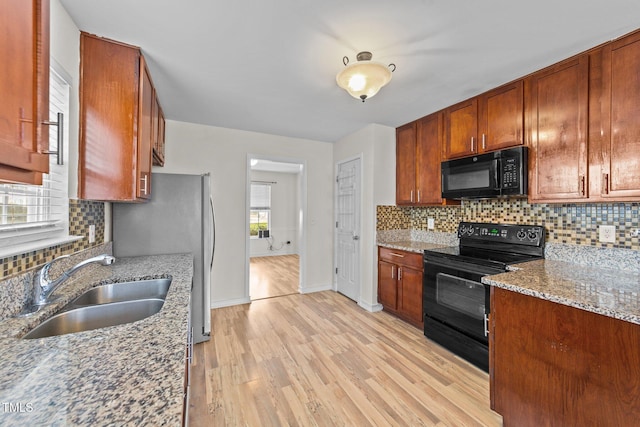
[353,235,360,240]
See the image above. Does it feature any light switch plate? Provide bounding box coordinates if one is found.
[89,224,96,244]
[599,225,615,243]
[427,218,435,230]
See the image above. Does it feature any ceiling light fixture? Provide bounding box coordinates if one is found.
[336,51,396,102]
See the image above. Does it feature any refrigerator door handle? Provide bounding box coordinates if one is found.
[210,197,215,269]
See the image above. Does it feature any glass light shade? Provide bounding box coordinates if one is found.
[336,60,393,101]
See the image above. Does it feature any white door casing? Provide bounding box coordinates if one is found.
[335,157,361,302]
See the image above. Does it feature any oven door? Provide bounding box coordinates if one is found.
[423,255,501,343]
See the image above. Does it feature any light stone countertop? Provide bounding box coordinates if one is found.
[377,240,451,254]
[0,254,193,426]
[483,259,640,325]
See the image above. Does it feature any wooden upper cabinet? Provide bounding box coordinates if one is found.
[0,0,50,185]
[600,31,640,199]
[527,55,589,202]
[478,81,524,152]
[137,56,154,200]
[443,98,478,159]
[444,82,524,160]
[416,113,445,204]
[396,112,450,206]
[79,32,161,201]
[396,122,417,205]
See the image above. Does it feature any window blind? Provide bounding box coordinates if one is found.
[250,183,271,210]
[0,68,70,247]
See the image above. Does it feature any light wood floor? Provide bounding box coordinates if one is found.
[250,255,299,300]
[188,291,503,426]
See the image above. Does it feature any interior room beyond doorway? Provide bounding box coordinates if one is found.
[248,158,304,300]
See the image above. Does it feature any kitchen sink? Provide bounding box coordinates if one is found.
[68,278,171,307]
[22,298,165,339]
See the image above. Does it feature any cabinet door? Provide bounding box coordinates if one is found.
[137,58,154,200]
[479,81,523,152]
[528,56,589,201]
[152,99,165,166]
[601,32,640,199]
[0,0,49,184]
[416,113,444,204]
[79,33,139,200]
[444,98,477,159]
[378,260,398,310]
[399,266,423,325]
[396,122,417,205]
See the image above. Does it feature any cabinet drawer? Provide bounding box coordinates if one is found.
[379,247,423,270]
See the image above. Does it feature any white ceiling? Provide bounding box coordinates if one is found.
[59,0,640,143]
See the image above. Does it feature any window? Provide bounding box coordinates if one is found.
[0,67,71,255]
[250,183,271,238]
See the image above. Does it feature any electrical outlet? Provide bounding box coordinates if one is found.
[631,228,640,238]
[598,225,615,243]
[89,224,95,244]
[427,218,435,230]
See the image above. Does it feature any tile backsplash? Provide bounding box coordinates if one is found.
[377,200,640,250]
[0,200,106,279]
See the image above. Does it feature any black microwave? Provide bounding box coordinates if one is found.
[441,147,528,199]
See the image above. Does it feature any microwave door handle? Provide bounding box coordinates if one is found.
[494,159,501,191]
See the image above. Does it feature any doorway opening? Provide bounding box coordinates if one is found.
[246,156,305,301]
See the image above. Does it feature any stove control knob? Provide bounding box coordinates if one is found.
[516,229,527,240]
[528,230,539,241]
[468,226,475,235]
[459,225,467,236]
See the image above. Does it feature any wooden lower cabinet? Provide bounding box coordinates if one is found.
[490,287,640,426]
[378,247,424,328]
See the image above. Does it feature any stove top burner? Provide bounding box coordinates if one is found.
[424,222,545,269]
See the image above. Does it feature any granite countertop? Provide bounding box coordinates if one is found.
[483,259,640,325]
[377,240,451,254]
[0,254,193,426]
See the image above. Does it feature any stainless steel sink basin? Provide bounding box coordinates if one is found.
[69,278,171,307]
[23,298,165,339]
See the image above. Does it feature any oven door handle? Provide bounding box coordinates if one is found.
[424,257,504,276]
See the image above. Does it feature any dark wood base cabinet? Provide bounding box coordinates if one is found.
[378,247,424,329]
[490,287,640,427]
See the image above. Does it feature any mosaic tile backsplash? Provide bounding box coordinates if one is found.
[377,200,640,251]
[0,200,106,279]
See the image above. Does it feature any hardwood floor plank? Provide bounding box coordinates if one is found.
[250,254,299,300]
[189,291,502,426]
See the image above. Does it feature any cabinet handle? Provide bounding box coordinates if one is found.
[471,136,475,152]
[417,190,421,203]
[410,190,414,203]
[42,112,64,165]
[603,173,609,194]
[482,134,486,150]
[484,313,489,337]
[389,253,405,258]
[398,267,402,281]
[141,174,148,195]
[580,175,585,196]
[391,266,395,279]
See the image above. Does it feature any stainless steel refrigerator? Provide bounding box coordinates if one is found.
[112,173,214,343]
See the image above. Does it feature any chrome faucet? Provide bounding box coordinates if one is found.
[30,254,116,308]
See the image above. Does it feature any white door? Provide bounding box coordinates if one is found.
[335,157,361,301]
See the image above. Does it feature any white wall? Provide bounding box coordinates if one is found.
[249,170,299,257]
[333,123,396,311]
[158,120,334,307]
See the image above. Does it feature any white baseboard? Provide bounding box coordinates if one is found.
[210,296,251,309]
[358,301,383,312]
[299,282,333,294]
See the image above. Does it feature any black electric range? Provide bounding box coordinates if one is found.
[422,222,545,371]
